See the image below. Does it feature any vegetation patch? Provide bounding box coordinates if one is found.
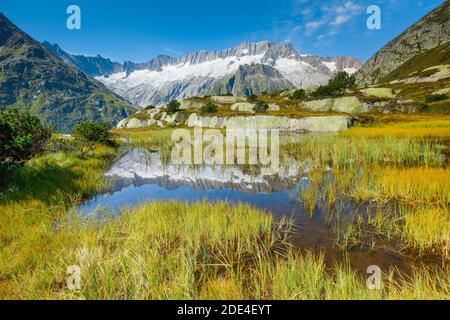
[426,93,448,103]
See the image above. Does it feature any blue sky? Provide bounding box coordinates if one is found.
[0,0,445,63]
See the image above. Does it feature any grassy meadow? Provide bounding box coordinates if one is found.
[0,114,449,300]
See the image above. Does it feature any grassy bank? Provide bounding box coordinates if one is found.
[1,194,448,299]
[1,116,449,299]
[283,118,449,260]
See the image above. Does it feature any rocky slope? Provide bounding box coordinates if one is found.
[209,63,295,96]
[42,41,123,77]
[356,1,450,86]
[0,13,136,132]
[48,41,362,107]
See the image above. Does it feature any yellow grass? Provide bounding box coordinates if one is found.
[342,127,450,138]
[404,207,450,255]
[1,117,450,299]
[360,167,450,206]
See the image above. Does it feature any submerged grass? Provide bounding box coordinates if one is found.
[282,121,449,259]
[342,127,450,138]
[2,197,448,300]
[284,134,444,168]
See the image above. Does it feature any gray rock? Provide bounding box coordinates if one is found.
[126,118,150,129]
[268,103,280,111]
[373,101,390,108]
[185,114,352,132]
[397,99,415,104]
[432,88,450,95]
[231,102,256,113]
[211,96,246,104]
[361,88,396,99]
[178,99,205,110]
[231,102,281,113]
[160,112,186,126]
[117,118,129,129]
[301,96,368,113]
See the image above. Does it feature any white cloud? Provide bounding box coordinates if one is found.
[306,19,326,30]
[331,14,351,26]
[330,1,363,27]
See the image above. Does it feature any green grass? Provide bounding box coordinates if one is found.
[1,194,448,299]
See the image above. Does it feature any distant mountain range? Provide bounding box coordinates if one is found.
[44,41,362,107]
[0,13,136,132]
[356,1,450,86]
[1,1,449,132]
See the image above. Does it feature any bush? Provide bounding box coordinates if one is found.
[0,109,52,167]
[248,94,258,102]
[290,89,306,100]
[44,135,77,153]
[166,100,180,114]
[418,102,429,112]
[72,121,112,144]
[425,93,448,103]
[253,101,269,113]
[312,71,356,98]
[201,102,218,114]
[144,105,156,110]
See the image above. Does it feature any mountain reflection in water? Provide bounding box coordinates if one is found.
[78,148,309,217]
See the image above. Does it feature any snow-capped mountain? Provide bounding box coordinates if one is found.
[44,41,362,107]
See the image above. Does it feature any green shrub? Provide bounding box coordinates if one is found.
[201,102,218,114]
[166,100,180,114]
[425,93,448,103]
[0,109,52,167]
[418,102,429,111]
[44,135,77,153]
[290,89,306,100]
[312,71,356,98]
[144,105,156,110]
[253,101,269,113]
[72,121,112,144]
[248,94,258,102]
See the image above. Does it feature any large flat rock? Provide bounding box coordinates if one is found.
[361,88,396,98]
[231,102,280,113]
[117,118,157,129]
[301,96,368,113]
[211,96,246,104]
[186,114,352,132]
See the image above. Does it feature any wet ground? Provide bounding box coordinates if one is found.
[77,145,444,275]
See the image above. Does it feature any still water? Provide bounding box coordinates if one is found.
[77,144,441,274]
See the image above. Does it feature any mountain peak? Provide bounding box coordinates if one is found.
[356,1,450,85]
[0,12,135,131]
[39,39,361,107]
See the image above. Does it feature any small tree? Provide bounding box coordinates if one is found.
[426,93,448,103]
[201,102,218,114]
[290,89,306,100]
[0,109,52,167]
[72,120,113,158]
[72,121,112,144]
[253,101,269,113]
[166,100,180,114]
[312,71,356,98]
